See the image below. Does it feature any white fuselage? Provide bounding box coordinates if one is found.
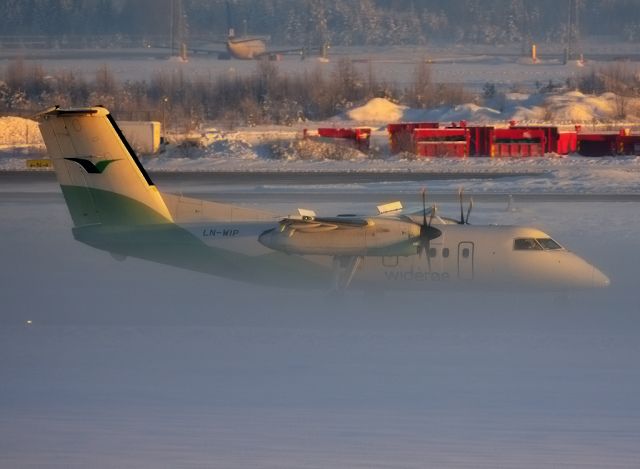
[176,210,610,291]
[35,106,611,293]
[226,37,267,59]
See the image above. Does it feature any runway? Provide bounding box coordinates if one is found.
[2,170,640,203]
[1,169,639,468]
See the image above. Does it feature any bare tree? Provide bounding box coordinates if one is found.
[407,61,432,108]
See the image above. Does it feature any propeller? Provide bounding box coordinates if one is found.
[457,187,474,224]
[413,188,442,271]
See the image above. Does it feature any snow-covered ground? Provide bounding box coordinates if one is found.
[2,43,639,469]
[2,43,637,90]
[1,178,639,468]
[4,94,640,196]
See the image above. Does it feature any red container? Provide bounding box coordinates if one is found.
[557,132,578,154]
[577,133,618,156]
[618,135,640,155]
[416,141,467,157]
[413,128,468,141]
[492,128,546,157]
[387,122,439,153]
[467,126,494,156]
[509,125,579,154]
[318,128,356,139]
[413,128,469,157]
[316,127,371,151]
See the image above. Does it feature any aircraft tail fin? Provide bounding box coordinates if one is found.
[37,106,173,226]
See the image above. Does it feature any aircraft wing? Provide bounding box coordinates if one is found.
[255,47,306,58]
[184,46,226,55]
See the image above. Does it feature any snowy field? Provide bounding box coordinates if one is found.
[1,174,639,468]
[2,43,639,90]
[0,46,570,88]
[1,45,640,467]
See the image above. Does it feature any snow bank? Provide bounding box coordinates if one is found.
[341,92,640,125]
[543,91,619,122]
[343,98,407,122]
[409,103,502,123]
[0,116,43,145]
[341,98,504,124]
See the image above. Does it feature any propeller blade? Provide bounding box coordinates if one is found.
[458,187,465,224]
[409,188,442,267]
[428,204,436,228]
[421,188,427,227]
[465,198,474,224]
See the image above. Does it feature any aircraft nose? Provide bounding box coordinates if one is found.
[592,267,610,288]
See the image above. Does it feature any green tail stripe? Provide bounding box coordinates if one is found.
[64,158,119,174]
[94,159,119,173]
[60,185,170,226]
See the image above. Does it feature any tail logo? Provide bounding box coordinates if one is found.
[65,158,120,174]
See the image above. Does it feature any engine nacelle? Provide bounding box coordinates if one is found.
[258,219,421,257]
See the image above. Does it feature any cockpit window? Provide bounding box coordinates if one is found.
[536,238,563,250]
[514,238,543,250]
[514,238,564,251]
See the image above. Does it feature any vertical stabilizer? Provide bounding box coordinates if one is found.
[37,106,172,226]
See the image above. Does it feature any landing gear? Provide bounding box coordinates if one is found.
[331,255,362,291]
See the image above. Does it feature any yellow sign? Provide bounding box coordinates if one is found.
[26,159,52,168]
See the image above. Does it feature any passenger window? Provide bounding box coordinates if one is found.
[537,238,563,250]
[462,248,470,258]
[514,238,543,250]
[442,248,449,258]
[429,247,437,258]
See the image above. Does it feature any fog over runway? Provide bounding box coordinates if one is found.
[1,173,639,468]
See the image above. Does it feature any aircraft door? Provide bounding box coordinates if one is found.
[458,242,474,280]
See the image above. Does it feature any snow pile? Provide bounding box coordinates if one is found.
[268,139,367,161]
[341,92,640,125]
[0,117,43,145]
[342,98,504,124]
[493,91,640,123]
[199,130,258,160]
[343,98,407,122]
[409,103,503,123]
[543,91,620,122]
[142,130,259,171]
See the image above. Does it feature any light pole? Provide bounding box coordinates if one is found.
[162,97,169,142]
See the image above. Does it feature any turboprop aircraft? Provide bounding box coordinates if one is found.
[36,106,610,291]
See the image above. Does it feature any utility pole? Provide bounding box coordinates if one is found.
[520,0,530,57]
[565,0,581,63]
[169,0,175,57]
[169,0,187,60]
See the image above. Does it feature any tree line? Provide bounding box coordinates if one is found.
[1,0,640,46]
[0,58,471,128]
[2,57,638,125]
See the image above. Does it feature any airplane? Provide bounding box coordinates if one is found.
[181,25,315,61]
[186,2,317,61]
[219,31,309,61]
[35,106,610,292]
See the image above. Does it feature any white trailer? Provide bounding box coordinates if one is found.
[120,121,161,155]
